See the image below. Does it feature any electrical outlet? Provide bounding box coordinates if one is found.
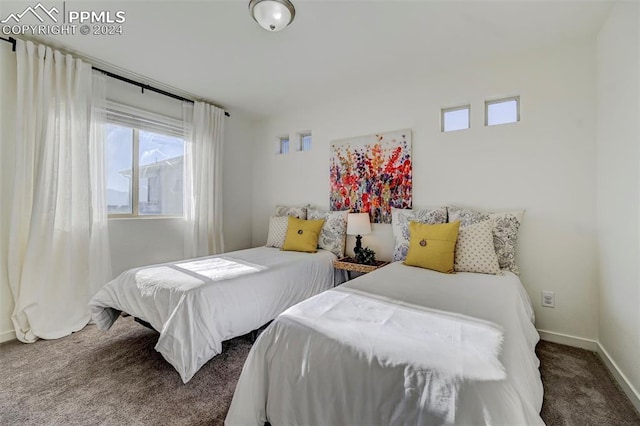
[541,291,555,308]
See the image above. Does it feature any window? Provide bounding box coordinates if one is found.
[106,103,185,217]
[485,96,519,126]
[279,136,290,154]
[106,124,134,214]
[300,132,312,151]
[441,105,470,132]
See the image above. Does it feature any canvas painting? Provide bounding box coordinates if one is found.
[330,129,412,223]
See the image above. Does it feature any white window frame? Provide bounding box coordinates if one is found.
[299,131,312,152]
[441,105,471,132]
[485,96,520,126]
[106,102,185,219]
[279,135,290,155]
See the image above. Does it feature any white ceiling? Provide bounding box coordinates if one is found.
[4,0,613,118]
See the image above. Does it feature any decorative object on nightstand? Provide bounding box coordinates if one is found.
[355,247,376,265]
[347,213,372,256]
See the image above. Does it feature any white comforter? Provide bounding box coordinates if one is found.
[89,247,338,383]
[226,262,543,425]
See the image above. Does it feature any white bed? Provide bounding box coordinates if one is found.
[89,246,340,383]
[226,262,544,425]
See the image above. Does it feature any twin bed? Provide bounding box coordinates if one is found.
[225,262,543,425]
[90,246,340,383]
[90,206,544,424]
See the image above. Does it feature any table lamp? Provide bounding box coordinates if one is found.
[347,213,372,255]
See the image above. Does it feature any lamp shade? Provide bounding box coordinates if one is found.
[249,0,295,32]
[347,213,372,236]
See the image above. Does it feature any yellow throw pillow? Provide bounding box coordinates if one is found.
[281,216,326,253]
[404,221,460,273]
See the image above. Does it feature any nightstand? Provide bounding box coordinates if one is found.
[333,257,390,282]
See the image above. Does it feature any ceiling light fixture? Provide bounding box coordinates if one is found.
[249,0,295,32]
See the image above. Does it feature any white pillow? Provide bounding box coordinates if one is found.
[454,220,502,275]
[266,216,289,248]
[391,207,448,261]
[307,208,348,258]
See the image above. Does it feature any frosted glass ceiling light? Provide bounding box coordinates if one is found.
[249,0,295,32]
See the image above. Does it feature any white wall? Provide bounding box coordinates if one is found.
[0,42,18,342]
[222,112,255,252]
[252,40,599,342]
[0,43,255,341]
[596,1,640,403]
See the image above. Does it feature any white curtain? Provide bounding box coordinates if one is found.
[183,101,225,258]
[88,71,113,296]
[7,40,112,342]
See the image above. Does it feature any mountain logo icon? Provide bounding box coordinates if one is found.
[1,3,59,24]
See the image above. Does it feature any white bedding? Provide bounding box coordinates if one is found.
[226,262,543,425]
[89,247,338,383]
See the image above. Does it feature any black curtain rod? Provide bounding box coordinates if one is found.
[0,36,16,51]
[1,36,230,117]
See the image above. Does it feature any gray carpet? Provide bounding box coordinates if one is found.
[537,340,640,425]
[0,317,252,425]
[1,317,638,425]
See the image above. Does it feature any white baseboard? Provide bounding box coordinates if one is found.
[597,342,640,414]
[537,329,598,351]
[0,328,16,343]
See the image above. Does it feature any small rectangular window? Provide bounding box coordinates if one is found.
[441,105,470,132]
[280,136,290,154]
[485,96,519,126]
[300,132,312,151]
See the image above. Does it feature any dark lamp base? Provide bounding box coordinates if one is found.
[354,234,363,254]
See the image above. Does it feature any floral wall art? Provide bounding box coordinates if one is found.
[329,129,412,223]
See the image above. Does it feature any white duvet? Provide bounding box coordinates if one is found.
[226,262,543,425]
[89,247,338,383]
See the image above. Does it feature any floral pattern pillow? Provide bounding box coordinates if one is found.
[307,208,348,258]
[447,206,524,275]
[391,207,448,261]
[275,205,307,220]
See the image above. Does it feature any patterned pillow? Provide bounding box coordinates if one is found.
[266,216,289,248]
[307,208,348,258]
[448,206,524,274]
[391,207,448,261]
[454,220,502,275]
[275,205,307,219]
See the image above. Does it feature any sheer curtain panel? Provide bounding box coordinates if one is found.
[183,101,225,258]
[7,40,111,342]
[89,71,113,297]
